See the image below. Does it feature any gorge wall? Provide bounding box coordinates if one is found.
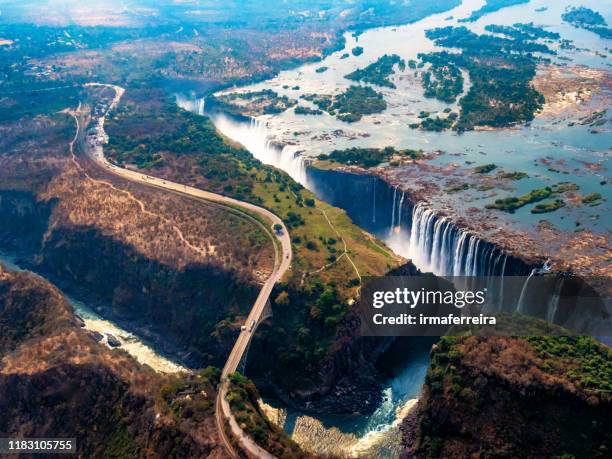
[401,335,612,458]
[307,167,534,278]
[0,110,275,368]
[0,265,225,458]
[0,184,267,367]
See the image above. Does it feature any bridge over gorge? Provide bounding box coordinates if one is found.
[77,83,292,459]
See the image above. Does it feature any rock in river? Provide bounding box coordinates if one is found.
[106,334,121,348]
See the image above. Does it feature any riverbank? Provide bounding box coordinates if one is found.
[0,250,186,374]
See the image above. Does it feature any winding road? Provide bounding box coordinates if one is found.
[76,84,291,458]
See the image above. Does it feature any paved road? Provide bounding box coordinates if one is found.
[78,84,291,458]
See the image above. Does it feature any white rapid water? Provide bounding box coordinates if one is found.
[546,277,566,323]
[212,113,309,186]
[0,252,187,374]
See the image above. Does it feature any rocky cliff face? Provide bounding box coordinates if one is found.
[401,336,612,458]
[0,111,274,368]
[0,266,224,458]
[0,185,265,367]
[248,263,422,415]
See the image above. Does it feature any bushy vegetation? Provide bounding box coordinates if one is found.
[344,54,405,88]
[251,280,352,389]
[414,334,612,458]
[498,171,528,180]
[487,181,591,213]
[474,163,497,174]
[304,85,387,122]
[422,24,552,130]
[526,336,612,394]
[0,269,74,354]
[294,106,323,115]
[352,46,364,56]
[331,85,387,122]
[410,112,457,131]
[562,6,612,39]
[321,146,423,168]
[208,89,297,116]
[486,186,552,212]
[418,52,464,102]
[446,183,470,193]
[485,22,560,41]
[459,0,530,23]
[226,373,308,458]
[107,91,260,202]
[531,199,566,214]
[582,192,603,205]
[0,85,82,123]
[159,367,220,422]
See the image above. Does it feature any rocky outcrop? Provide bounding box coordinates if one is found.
[0,189,259,368]
[0,265,224,458]
[401,336,612,458]
[249,263,422,415]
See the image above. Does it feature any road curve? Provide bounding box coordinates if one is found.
[80,84,291,458]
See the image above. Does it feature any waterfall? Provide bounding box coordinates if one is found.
[385,199,559,317]
[207,112,520,286]
[211,112,308,185]
[196,97,205,115]
[207,113,543,314]
[517,269,536,314]
[546,278,564,323]
[386,202,512,278]
[389,187,397,233]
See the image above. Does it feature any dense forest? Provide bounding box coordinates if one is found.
[459,0,529,22]
[321,146,424,168]
[418,52,464,103]
[417,24,554,130]
[303,85,387,122]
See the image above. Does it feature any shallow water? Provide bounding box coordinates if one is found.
[259,342,431,458]
[201,0,611,234]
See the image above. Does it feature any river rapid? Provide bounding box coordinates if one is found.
[0,251,186,374]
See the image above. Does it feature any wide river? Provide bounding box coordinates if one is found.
[183,0,612,236]
[178,0,611,456]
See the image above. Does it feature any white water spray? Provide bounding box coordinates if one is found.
[212,113,308,185]
[386,200,510,278]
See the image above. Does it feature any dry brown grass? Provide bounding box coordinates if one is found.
[0,112,274,279]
